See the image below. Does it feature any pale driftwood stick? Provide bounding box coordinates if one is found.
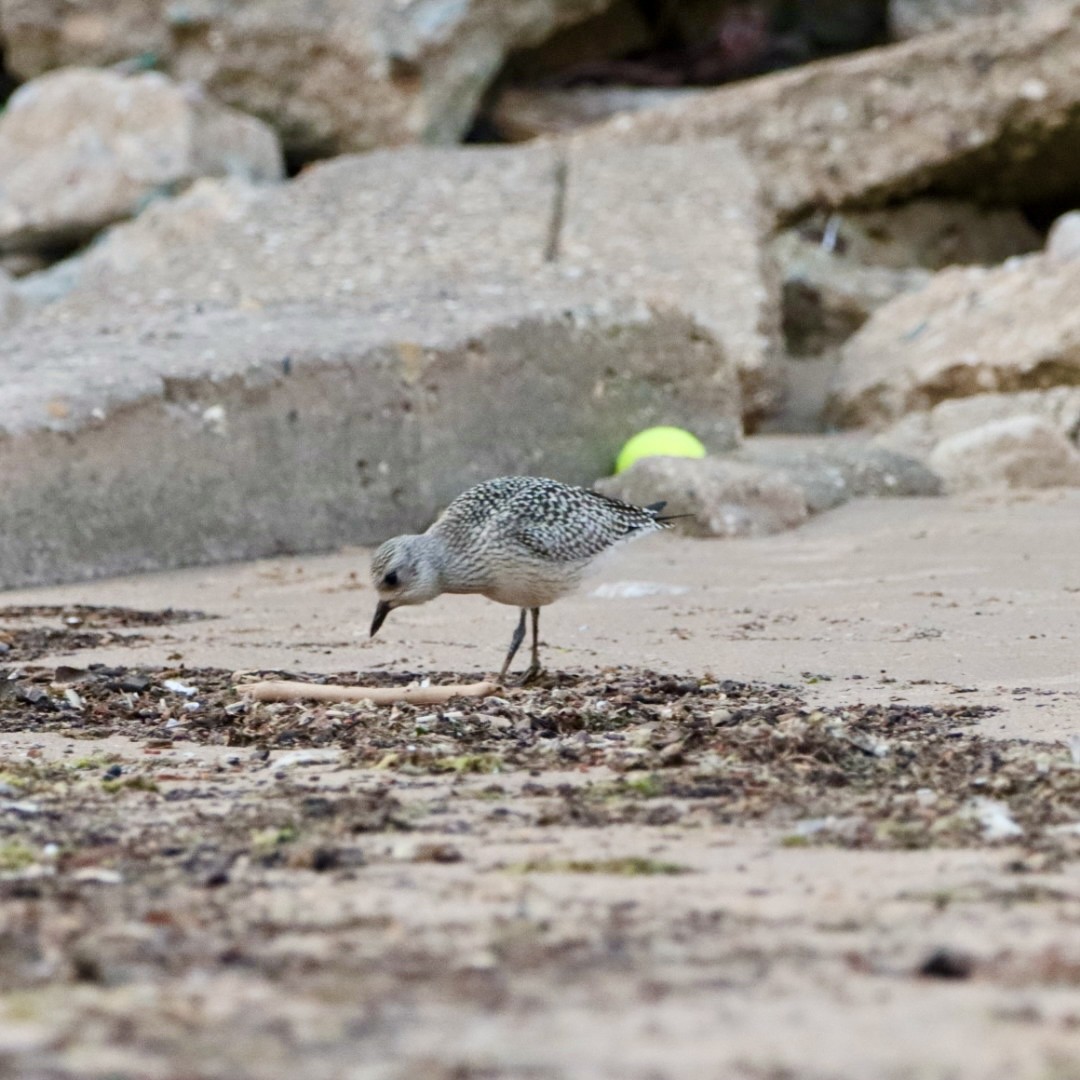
[239,679,498,705]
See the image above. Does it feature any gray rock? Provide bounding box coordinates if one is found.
[0,0,166,72]
[0,67,283,254]
[9,253,87,311]
[0,268,24,329]
[772,229,931,358]
[50,139,778,421]
[889,0,1053,39]
[763,356,838,435]
[500,0,653,83]
[804,201,1042,272]
[1046,210,1080,262]
[0,0,613,156]
[59,148,555,310]
[928,415,1080,491]
[830,253,1080,427]
[774,201,1039,360]
[770,200,1038,430]
[0,139,767,586]
[490,86,706,142]
[576,3,1080,220]
[0,294,739,587]
[558,141,780,419]
[0,136,777,586]
[876,387,1080,459]
[0,252,49,277]
[737,435,943,513]
[595,457,809,538]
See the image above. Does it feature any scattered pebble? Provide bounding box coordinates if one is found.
[918,948,975,980]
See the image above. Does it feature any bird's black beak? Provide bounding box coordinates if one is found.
[370,600,392,638]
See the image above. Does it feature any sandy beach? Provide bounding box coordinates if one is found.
[1,490,1077,1078]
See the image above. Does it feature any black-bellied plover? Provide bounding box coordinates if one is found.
[369,476,674,684]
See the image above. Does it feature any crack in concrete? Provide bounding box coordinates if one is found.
[544,156,568,263]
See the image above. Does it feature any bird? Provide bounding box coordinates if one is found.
[368,476,675,684]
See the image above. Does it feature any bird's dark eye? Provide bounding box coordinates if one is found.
[383,571,399,588]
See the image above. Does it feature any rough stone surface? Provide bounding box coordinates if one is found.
[1046,210,1080,262]
[0,295,738,588]
[577,3,1080,220]
[0,267,24,328]
[875,387,1080,458]
[557,142,779,418]
[888,0,1052,39]
[772,229,931,358]
[0,0,166,71]
[737,435,943,513]
[60,149,556,309]
[0,139,766,586]
[50,139,778,419]
[0,0,613,156]
[0,251,49,277]
[490,86,705,141]
[594,457,809,538]
[7,252,84,312]
[808,201,1042,272]
[762,356,839,434]
[0,67,283,254]
[500,0,652,82]
[774,201,1039,362]
[928,415,1080,491]
[830,253,1080,427]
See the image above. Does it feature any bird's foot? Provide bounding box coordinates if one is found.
[517,663,545,687]
[492,663,545,688]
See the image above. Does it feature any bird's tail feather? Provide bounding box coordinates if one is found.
[646,500,692,526]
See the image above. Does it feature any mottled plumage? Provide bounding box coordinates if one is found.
[369,476,673,682]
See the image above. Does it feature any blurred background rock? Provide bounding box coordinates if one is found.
[1,0,1078,585]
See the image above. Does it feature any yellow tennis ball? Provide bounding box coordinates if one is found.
[615,426,707,474]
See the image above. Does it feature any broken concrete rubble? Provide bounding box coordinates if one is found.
[0,67,283,254]
[830,253,1080,427]
[928,415,1080,491]
[577,4,1080,221]
[0,0,614,155]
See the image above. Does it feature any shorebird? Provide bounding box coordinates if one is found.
[369,476,674,683]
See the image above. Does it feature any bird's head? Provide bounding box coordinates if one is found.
[369,534,441,636]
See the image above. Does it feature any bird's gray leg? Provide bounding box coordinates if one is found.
[519,607,543,685]
[497,608,528,684]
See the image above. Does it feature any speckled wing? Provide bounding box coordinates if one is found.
[432,477,538,547]
[499,482,664,563]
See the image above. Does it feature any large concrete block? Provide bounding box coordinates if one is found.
[0,293,739,587]
[51,140,778,418]
[0,139,773,585]
[576,2,1080,220]
[558,141,779,420]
